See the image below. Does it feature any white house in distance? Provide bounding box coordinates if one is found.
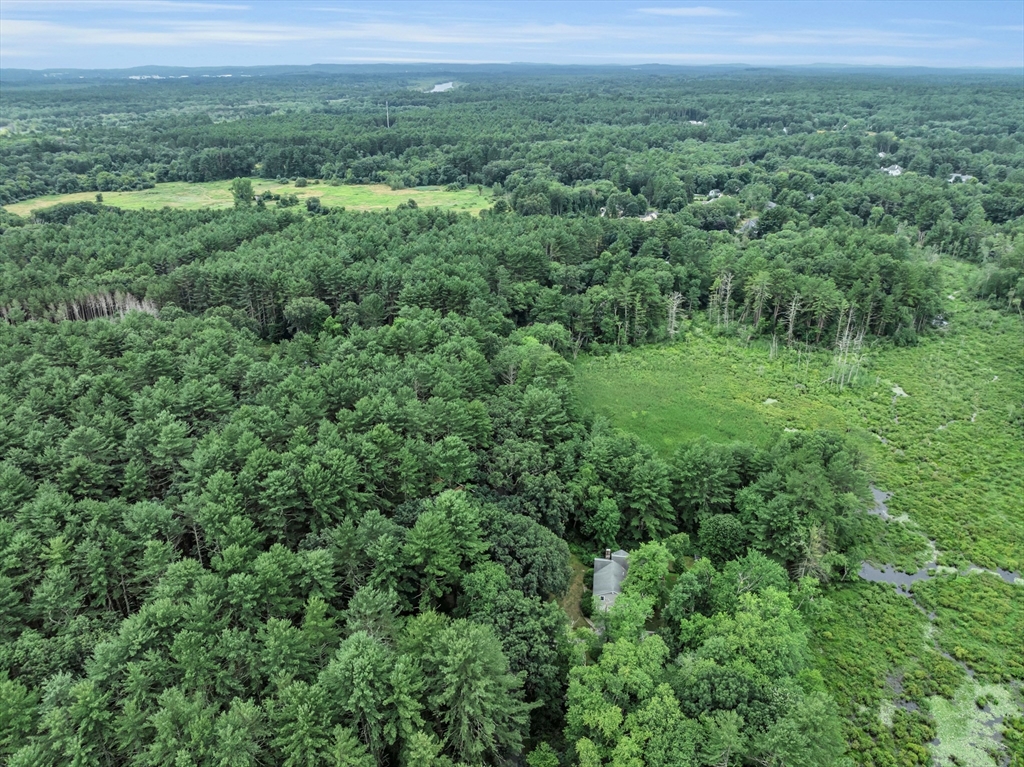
[593,549,629,611]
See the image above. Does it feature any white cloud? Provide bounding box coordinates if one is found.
[1,0,250,10]
[322,55,503,64]
[0,18,650,49]
[887,17,959,27]
[0,1,1018,69]
[585,51,920,66]
[308,5,400,12]
[736,28,984,50]
[637,6,737,17]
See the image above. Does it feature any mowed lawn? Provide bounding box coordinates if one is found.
[3,179,492,216]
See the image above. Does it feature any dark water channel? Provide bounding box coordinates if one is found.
[859,486,1020,593]
[858,561,937,594]
[857,488,1021,764]
[866,485,895,520]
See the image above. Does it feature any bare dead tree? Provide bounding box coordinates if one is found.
[829,306,865,392]
[722,272,734,325]
[1,291,158,324]
[708,291,721,327]
[571,332,586,360]
[502,361,518,386]
[667,292,684,339]
[784,293,802,346]
[710,272,734,328]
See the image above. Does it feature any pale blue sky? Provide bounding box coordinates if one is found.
[1,0,1022,70]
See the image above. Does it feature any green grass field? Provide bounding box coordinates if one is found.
[575,331,845,450]
[576,287,1024,571]
[3,179,492,217]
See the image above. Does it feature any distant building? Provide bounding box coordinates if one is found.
[948,173,976,183]
[593,549,629,611]
[881,164,904,176]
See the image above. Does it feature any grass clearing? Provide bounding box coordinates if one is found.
[3,179,492,217]
[575,289,1024,571]
[576,326,845,450]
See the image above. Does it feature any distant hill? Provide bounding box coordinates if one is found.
[2,62,1019,84]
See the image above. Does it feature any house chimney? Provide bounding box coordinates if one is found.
[604,548,611,559]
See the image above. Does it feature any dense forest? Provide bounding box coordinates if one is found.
[0,67,1021,767]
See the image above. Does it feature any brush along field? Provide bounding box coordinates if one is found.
[2,179,492,217]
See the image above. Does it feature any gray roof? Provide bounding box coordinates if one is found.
[594,550,630,596]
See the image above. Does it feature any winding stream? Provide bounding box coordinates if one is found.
[857,487,1021,764]
[860,486,1020,592]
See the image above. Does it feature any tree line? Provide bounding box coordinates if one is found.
[1,202,950,347]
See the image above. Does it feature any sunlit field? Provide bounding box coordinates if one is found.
[3,179,492,216]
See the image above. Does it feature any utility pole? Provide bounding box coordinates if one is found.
[386,100,390,129]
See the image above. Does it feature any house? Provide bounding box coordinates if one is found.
[881,164,904,176]
[948,173,975,183]
[593,548,629,611]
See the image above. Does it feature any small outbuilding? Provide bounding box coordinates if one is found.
[593,548,629,611]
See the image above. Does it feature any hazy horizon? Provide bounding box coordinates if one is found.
[1,0,1021,71]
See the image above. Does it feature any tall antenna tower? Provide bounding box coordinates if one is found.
[386,100,390,129]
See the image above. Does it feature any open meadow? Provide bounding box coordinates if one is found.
[2,179,492,216]
[576,275,1023,572]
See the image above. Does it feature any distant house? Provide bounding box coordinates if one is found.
[948,173,975,183]
[881,164,904,176]
[593,549,629,611]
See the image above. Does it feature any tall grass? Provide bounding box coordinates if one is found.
[3,179,491,217]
